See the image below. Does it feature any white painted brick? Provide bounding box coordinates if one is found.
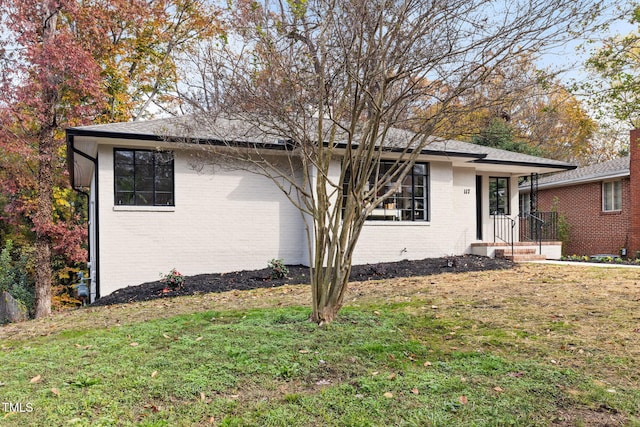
[97,145,306,296]
[94,142,522,296]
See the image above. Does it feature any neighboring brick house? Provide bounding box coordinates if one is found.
[522,130,639,257]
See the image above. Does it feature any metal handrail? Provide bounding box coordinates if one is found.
[527,212,544,254]
[519,211,558,254]
[493,212,515,258]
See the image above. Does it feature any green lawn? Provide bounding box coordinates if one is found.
[1,264,640,426]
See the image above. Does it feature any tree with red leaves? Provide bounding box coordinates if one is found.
[0,0,220,317]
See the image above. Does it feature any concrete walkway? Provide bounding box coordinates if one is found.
[525,260,640,268]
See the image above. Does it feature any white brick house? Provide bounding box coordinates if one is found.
[67,116,574,302]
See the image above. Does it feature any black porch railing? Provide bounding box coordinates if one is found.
[493,213,516,258]
[519,212,558,242]
[493,211,559,257]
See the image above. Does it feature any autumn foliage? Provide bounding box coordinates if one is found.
[0,0,220,316]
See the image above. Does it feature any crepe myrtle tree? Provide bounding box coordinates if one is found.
[182,0,606,324]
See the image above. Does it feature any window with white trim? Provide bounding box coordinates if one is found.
[366,162,430,221]
[602,180,622,212]
[114,149,174,206]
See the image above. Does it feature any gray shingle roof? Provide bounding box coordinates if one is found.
[67,115,574,170]
[528,156,629,189]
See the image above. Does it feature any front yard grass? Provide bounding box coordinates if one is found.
[1,263,639,426]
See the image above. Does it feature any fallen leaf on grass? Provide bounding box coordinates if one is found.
[130,342,139,347]
[195,336,203,342]
[30,375,41,383]
[411,388,419,394]
[494,386,503,393]
[459,395,468,405]
[163,334,171,339]
[387,373,396,380]
[423,361,432,367]
[299,349,309,354]
[151,371,158,378]
[51,387,60,396]
[383,392,393,398]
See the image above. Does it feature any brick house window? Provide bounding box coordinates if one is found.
[114,149,174,206]
[602,180,622,212]
[489,177,510,215]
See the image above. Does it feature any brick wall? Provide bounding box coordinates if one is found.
[536,129,640,257]
[629,129,640,254]
[537,178,631,256]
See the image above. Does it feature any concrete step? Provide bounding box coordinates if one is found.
[502,254,548,262]
[495,248,537,257]
[495,247,547,262]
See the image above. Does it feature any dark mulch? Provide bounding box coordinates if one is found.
[92,255,514,307]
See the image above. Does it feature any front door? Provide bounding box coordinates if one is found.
[476,175,482,240]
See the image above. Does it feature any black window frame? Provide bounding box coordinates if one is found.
[364,161,430,222]
[489,176,510,215]
[114,148,175,207]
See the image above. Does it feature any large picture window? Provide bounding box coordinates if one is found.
[489,177,510,215]
[367,162,429,221]
[114,149,174,206]
[603,180,622,212]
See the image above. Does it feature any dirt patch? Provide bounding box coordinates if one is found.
[552,407,627,426]
[93,255,513,306]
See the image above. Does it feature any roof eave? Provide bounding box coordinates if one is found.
[473,159,576,171]
[65,128,295,151]
[532,171,630,190]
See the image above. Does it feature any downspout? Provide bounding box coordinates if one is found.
[67,134,100,301]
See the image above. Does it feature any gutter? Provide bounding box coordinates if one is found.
[473,158,577,171]
[66,134,100,301]
[65,127,490,161]
[522,171,630,191]
[65,128,296,151]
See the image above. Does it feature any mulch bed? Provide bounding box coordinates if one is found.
[92,255,514,307]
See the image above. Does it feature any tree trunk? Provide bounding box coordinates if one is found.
[33,5,59,318]
[311,269,348,325]
[33,128,54,318]
[310,240,354,325]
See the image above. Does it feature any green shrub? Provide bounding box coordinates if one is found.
[268,258,289,279]
[0,240,35,315]
[161,268,185,290]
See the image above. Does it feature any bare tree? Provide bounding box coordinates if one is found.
[181,0,607,324]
